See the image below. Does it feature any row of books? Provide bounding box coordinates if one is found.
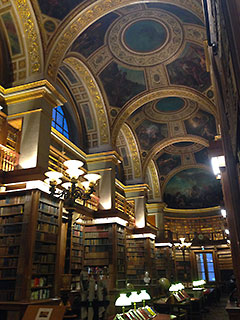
[0,257,18,267]
[33,253,55,263]
[85,245,110,253]
[31,276,52,288]
[32,263,55,274]
[0,224,22,234]
[0,235,20,245]
[72,250,83,257]
[115,307,157,320]
[35,242,56,253]
[0,268,17,277]
[85,225,110,232]
[73,224,84,231]
[0,195,27,205]
[0,215,23,224]
[0,205,24,215]
[39,202,58,215]
[0,291,15,301]
[31,288,51,300]
[38,212,58,224]
[85,238,110,245]
[85,231,110,238]
[0,245,19,255]
[35,231,57,242]
[37,222,58,234]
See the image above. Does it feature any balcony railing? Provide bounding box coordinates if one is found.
[0,144,19,171]
[115,192,135,218]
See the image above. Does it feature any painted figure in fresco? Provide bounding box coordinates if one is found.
[185,110,216,140]
[136,121,167,150]
[157,153,181,176]
[167,44,211,91]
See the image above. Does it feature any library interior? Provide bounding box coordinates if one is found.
[0,0,240,320]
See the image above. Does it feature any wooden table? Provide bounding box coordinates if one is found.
[154,314,176,320]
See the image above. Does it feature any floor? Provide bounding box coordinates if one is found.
[202,294,229,320]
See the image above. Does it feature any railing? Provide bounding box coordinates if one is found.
[115,192,135,218]
[0,144,19,171]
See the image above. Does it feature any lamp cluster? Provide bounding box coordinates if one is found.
[44,160,101,206]
[115,290,151,313]
[169,283,185,292]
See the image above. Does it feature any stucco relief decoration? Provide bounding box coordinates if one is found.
[108,9,184,67]
[46,0,202,80]
[14,0,41,73]
[64,57,109,145]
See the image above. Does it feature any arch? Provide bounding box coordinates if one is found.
[63,56,110,147]
[111,86,217,144]
[147,160,162,200]
[45,0,203,80]
[120,123,142,181]
[142,135,209,174]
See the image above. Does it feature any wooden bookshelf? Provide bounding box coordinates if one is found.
[71,222,84,290]
[0,190,62,302]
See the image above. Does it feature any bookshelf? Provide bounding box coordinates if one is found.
[0,189,62,302]
[71,222,84,290]
[126,236,145,285]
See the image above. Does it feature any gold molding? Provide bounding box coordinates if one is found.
[164,206,220,214]
[148,160,161,198]
[7,108,42,118]
[122,123,141,179]
[142,135,209,174]
[46,0,203,80]
[14,0,42,74]
[112,87,216,144]
[64,57,110,145]
[0,80,66,106]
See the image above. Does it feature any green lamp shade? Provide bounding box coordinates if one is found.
[129,291,142,303]
[115,293,132,307]
[139,290,151,301]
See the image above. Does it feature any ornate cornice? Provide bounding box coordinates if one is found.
[64,57,110,145]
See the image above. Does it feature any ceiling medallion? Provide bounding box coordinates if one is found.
[108,9,184,67]
[144,97,198,122]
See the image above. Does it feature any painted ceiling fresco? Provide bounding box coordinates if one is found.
[1,0,221,211]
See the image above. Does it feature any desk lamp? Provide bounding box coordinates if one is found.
[129,291,142,310]
[115,293,132,314]
[192,280,206,290]
[139,290,151,307]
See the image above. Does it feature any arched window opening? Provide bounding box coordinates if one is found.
[52,106,69,139]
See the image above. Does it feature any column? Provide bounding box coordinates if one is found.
[1,81,66,175]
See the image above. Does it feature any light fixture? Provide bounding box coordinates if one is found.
[192,279,206,290]
[139,290,151,307]
[221,208,227,218]
[44,159,101,207]
[225,229,230,235]
[174,238,192,281]
[115,293,132,314]
[129,291,142,311]
[169,283,185,292]
[211,155,225,179]
[44,160,101,277]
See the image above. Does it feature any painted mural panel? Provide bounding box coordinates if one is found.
[163,168,222,209]
[184,109,216,140]
[135,120,168,150]
[2,12,21,56]
[71,13,119,58]
[81,103,94,131]
[146,3,204,26]
[167,43,211,92]
[38,0,84,20]
[60,65,77,84]
[194,148,210,166]
[100,62,146,108]
[156,153,181,176]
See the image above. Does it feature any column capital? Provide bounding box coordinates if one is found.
[0,80,66,108]
[86,150,122,170]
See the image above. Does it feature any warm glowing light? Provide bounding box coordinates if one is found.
[193,280,206,287]
[91,217,128,226]
[211,155,225,176]
[61,182,72,189]
[131,233,156,240]
[84,173,101,184]
[221,209,227,218]
[115,293,132,307]
[155,243,173,247]
[64,160,84,169]
[81,181,91,190]
[44,178,62,186]
[225,229,230,235]
[44,171,63,181]
[66,168,84,179]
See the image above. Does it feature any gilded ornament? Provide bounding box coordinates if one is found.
[64,57,109,145]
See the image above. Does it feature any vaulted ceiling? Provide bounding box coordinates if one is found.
[0,0,223,211]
